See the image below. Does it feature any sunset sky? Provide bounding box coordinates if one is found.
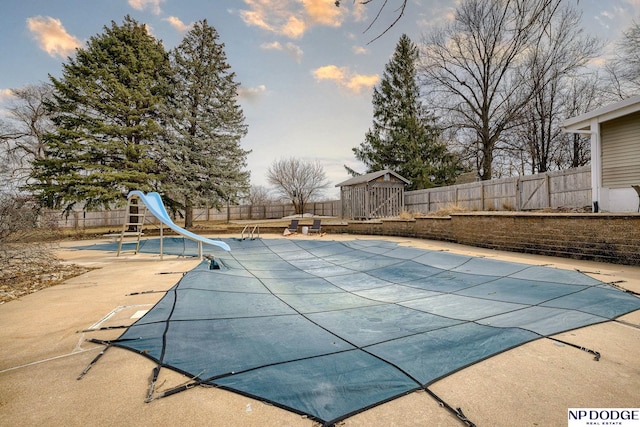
[1,0,639,197]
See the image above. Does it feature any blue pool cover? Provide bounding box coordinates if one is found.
[91,238,640,425]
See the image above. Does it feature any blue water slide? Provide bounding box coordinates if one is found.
[128,191,231,253]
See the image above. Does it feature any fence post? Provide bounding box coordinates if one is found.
[516,177,521,211]
[545,173,551,208]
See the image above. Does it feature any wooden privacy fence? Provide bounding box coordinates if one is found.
[43,200,341,229]
[41,168,591,228]
[404,166,591,213]
[192,201,341,222]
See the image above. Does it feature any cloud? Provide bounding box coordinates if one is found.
[348,0,367,22]
[260,41,304,62]
[26,16,81,58]
[600,10,616,20]
[284,42,304,62]
[0,88,14,105]
[588,57,607,67]
[313,64,345,81]
[239,0,345,39]
[594,3,638,36]
[352,45,368,55]
[239,0,290,34]
[301,0,343,27]
[128,0,163,15]
[261,41,282,50]
[239,8,274,32]
[164,16,193,32]
[344,73,379,93]
[312,65,379,93]
[281,15,306,38]
[416,1,457,31]
[238,84,268,102]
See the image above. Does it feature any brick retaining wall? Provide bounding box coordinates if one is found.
[322,213,640,266]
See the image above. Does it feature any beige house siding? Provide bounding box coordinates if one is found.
[601,111,640,188]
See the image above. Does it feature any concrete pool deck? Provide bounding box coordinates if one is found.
[1,233,638,426]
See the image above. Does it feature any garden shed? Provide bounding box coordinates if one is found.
[336,169,410,220]
[562,95,640,212]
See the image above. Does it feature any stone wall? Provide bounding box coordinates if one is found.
[323,213,640,266]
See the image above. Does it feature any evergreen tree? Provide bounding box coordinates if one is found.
[29,16,172,211]
[352,34,461,190]
[162,20,250,227]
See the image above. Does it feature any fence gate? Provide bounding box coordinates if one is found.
[518,175,550,210]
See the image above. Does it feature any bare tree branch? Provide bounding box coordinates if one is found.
[335,0,407,43]
[604,19,640,100]
[419,0,569,179]
[0,83,54,189]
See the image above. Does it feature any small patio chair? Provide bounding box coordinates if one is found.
[287,219,299,233]
[308,219,322,234]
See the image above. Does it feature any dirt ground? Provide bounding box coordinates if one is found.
[0,233,638,426]
[0,245,91,303]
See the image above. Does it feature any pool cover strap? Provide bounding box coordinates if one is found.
[77,341,111,380]
[547,337,601,361]
[425,387,476,427]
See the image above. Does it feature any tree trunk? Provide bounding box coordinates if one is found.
[480,145,493,180]
[184,197,193,228]
[572,134,581,168]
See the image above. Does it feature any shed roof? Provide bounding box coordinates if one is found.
[335,169,410,187]
[562,95,640,132]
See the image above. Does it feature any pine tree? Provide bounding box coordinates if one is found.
[162,20,250,227]
[29,16,172,211]
[352,34,461,190]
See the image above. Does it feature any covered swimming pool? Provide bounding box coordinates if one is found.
[82,237,640,426]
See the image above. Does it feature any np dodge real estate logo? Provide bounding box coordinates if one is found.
[568,409,640,426]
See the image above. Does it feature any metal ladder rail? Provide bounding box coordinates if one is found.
[117,198,147,256]
[251,224,260,239]
[240,224,260,240]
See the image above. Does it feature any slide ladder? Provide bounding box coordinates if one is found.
[117,197,147,256]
